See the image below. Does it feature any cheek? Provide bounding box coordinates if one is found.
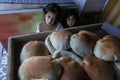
[67,20,70,25]
[72,20,75,24]
[51,19,55,24]
[67,19,70,23]
[70,19,75,24]
[45,16,48,21]
[67,19,75,27]
[45,16,49,24]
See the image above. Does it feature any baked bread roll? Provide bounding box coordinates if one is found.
[45,34,56,54]
[18,56,62,80]
[45,30,72,55]
[56,57,90,80]
[70,30,99,57]
[94,35,120,61]
[53,50,82,64]
[82,56,115,80]
[20,41,49,63]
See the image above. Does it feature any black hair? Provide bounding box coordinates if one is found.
[62,9,79,28]
[43,3,62,23]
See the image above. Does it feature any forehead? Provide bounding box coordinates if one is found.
[67,15,75,19]
[46,11,56,16]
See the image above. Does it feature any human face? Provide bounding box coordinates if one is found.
[45,11,56,25]
[66,15,76,27]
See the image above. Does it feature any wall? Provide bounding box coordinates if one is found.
[0,10,43,40]
[73,0,86,12]
[100,0,120,28]
[74,0,107,12]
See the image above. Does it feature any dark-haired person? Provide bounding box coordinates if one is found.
[36,3,63,32]
[62,9,79,28]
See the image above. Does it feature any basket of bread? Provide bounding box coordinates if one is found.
[7,23,120,80]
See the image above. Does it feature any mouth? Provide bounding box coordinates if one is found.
[69,24,73,27]
[47,23,51,25]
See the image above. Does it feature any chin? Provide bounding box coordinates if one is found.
[47,24,51,26]
[47,23,52,26]
[69,25,73,27]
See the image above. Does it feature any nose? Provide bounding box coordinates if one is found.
[71,19,74,23]
[70,20,72,24]
[69,20,73,25]
[48,18,52,24]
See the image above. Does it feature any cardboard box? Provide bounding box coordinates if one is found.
[7,23,120,80]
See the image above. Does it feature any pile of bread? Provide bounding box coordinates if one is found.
[18,30,120,80]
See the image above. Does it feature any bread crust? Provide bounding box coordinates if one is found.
[94,35,120,61]
[82,56,115,80]
[18,56,62,80]
[70,30,99,57]
[50,30,72,50]
[57,57,90,80]
[20,41,49,63]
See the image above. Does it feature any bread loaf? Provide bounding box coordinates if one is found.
[82,56,115,80]
[18,56,62,80]
[57,57,90,80]
[94,35,120,61]
[45,30,72,55]
[53,50,82,64]
[20,41,49,63]
[70,30,99,57]
[50,30,72,50]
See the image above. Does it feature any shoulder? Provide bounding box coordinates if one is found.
[36,22,46,32]
[56,23,64,30]
[36,23,40,33]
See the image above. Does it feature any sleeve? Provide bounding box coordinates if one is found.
[56,23,64,30]
[35,23,41,33]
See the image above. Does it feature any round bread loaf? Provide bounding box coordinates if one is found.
[45,34,56,54]
[20,41,49,63]
[78,30,99,42]
[70,30,99,57]
[49,30,72,51]
[18,56,62,80]
[53,50,82,64]
[45,30,72,55]
[82,56,115,80]
[56,57,90,80]
[94,35,120,61]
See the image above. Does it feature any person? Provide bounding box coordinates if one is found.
[36,3,63,32]
[62,9,79,28]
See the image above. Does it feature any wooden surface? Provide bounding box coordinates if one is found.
[8,23,107,80]
[100,0,120,28]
